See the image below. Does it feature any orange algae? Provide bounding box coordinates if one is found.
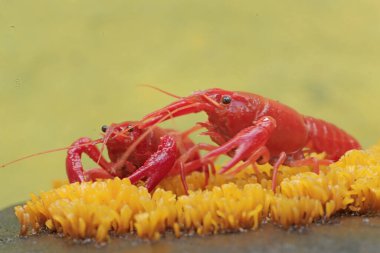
[14,144,380,242]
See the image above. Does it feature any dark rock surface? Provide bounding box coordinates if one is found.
[1,205,380,253]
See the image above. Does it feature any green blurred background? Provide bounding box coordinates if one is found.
[1,0,380,209]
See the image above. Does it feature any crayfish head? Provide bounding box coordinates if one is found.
[99,121,150,165]
[197,89,262,138]
[140,88,254,128]
[101,121,144,146]
[139,87,263,141]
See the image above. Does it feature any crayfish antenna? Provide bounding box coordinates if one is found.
[0,139,103,168]
[97,125,115,164]
[138,84,182,99]
[137,84,183,122]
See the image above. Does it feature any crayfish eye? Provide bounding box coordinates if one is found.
[127,125,134,132]
[101,125,108,133]
[222,95,232,104]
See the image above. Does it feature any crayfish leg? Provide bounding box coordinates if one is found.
[287,157,333,174]
[226,146,269,176]
[178,162,189,195]
[271,152,287,192]
[174,143,218,192]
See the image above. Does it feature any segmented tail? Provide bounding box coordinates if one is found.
[304,117,361,160]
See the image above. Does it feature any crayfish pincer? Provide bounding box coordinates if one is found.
[137,88,361,190]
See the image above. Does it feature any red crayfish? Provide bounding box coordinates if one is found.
[135,88,361,190]
[65,121,216,192]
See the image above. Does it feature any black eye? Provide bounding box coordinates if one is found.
[222,96,231,104]
[101,125,108,133]
[127,125,134,132]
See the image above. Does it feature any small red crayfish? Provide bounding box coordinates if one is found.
[65,121,215,192]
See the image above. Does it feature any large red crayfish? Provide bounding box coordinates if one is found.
[136,88,361,190]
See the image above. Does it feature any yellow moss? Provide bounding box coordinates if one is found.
[14,144,380,242]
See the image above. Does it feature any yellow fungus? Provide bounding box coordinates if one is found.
[14,144,380,241]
